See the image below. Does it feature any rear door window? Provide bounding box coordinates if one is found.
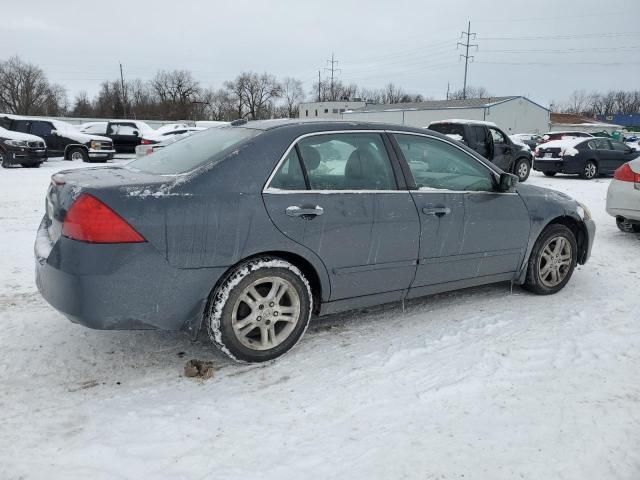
[472,126,487,143]
[595,139,612,150]
[429,123,465,138]
[489,127,507,144]
[296,133,396,191]
[13,120,31,133]
[269,148,307,190]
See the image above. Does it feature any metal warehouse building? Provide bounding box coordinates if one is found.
[341,96,550,134]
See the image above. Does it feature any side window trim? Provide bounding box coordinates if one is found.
[294,143,311,190]
[387,130,500,193]
[263,130,404,193]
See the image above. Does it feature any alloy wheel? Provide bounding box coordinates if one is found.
[71,151,83,161]
[517,161,529,180]
[538,236,573,287]
[584,162,597,179]
[231,276,301,351]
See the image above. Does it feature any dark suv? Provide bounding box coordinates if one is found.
[0,125,47,168]
[0,115,115,162]
[428,120,533,182]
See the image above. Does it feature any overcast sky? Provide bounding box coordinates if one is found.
[2,0,639,107]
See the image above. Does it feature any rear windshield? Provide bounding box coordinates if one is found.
[429,123,466,138]
[128,127,260,175]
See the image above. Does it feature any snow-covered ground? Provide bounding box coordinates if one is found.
[1,158,640,480]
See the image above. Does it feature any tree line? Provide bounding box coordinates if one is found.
[556,89,640,118]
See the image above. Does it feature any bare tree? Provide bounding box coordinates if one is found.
[281,77,304,117]
[226,72,281,120]
[150,70,201,120]
[71,90,94,117]
[0,56,67,115]
[449,85,491,100]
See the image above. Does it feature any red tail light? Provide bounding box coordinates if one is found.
[613,163,640,183]
[62,194,145,243]
[141,138,152,145]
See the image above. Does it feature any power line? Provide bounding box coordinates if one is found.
[457,21,478,100]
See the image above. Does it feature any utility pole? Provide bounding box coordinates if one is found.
[318,70,321,102]
[324,53,341,101]
[457,21,478,100]
[119,62,127,118]
[446,82,450,100]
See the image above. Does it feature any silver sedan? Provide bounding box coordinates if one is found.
[607,157,640,233]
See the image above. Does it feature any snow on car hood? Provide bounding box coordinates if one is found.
[56,122,111,143]
[0,126,44,143]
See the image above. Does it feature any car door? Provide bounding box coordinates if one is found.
[609,141,638,173]
[30,121,62,155]
[262,131,421,301]
[471,125,490,158]
[390,133,530,298]
[594,138,616,172]
[488,126,514,171]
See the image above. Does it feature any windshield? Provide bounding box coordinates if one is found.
[128,127,261,175]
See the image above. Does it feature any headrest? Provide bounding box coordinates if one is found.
[300,145,321,170]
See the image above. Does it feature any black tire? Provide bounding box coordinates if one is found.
[523,224,578,295]
[205,257,313,363]
[616,217,640,233]
[581,160,598,180]
[514,157,531,182]
[0,151,11,168]
[543,171,557,177]
[67,147,89,162]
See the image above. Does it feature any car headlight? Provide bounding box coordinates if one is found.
[576,202,592,221]
[4,139,28,148]
[90,140,101,149]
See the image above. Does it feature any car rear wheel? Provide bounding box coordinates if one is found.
[68,147,89,162]
[523,224,578,295]
[616,217,640,233]
[205,257,313,363]
[514,158,531,182]
[543,171,557,177]
[582,161,598,180]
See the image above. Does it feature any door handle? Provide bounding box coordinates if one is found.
[422,206,451,217]
[286,205,324,218]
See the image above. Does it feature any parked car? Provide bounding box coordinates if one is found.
[534,137,640,179]
[140,126,206,145]
[76,121,108,135]
[134,131,201,157]
[540,131,594,144]
[35,120,595,363]
[511,133,543,150]
[100,120,155,153]
[606,158,640,233]
[155,123,191,134]
[428,119,534,182]
[0,125,47,168]
[0,115,114,162]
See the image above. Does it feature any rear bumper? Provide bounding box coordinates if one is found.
[533,157,582,174]
[606,179,640,221]
[34,216,226,335]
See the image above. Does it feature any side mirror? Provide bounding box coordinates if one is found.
[498,173,519,192]
[50,129,58,136]
[132,130,139,137]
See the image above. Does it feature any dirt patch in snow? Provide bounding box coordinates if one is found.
[184,359,216,380]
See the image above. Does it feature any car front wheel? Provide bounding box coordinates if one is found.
[68,147,89,162]
[514,158,531,182]
[524,224,578,295]
[206,257,313,363]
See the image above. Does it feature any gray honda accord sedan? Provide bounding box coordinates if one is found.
[35,119,595,362]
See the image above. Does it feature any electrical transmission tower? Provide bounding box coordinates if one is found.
[457,21,478,100]
[324,53,341,101]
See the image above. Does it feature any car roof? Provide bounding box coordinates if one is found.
[241,118,427,133]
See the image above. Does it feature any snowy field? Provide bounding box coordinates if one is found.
[1,157,639,480]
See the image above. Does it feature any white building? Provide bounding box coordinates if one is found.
[341,96,550,134]
[299,100,368,119]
